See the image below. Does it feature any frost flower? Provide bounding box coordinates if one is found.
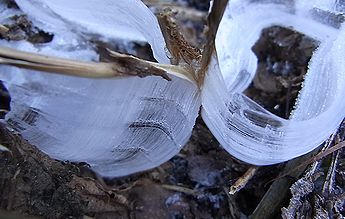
[0,0,344,177]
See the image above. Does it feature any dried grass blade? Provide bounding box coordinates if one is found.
[0,46,172,80]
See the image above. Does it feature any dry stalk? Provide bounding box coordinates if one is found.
[249,131,345,219]
[0,24,9,35]
[230,166,258,195]
[0,46,196,83]
[161,184,198,196]
[0,109,9,113]
[157,8,202,78]
[0,143,10,152]
[277,140,345,180]
[197,0,228,87]
[322,134,342,196]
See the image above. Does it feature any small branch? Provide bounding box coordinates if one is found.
[280,140,345,180]
[161,184,198,196]
[0,143,11,153]
[230,166,258,195]
[305,132,337,178]
[157,9,202,71]
[197,0,229,86]
[267,131,338,184]
[0,46,196,83]
[248,152,318,219]
[322,134,342,196]
[0,109,9,114]
[0,24,9,35]
[106,49,196,83]
[249,131,345,219]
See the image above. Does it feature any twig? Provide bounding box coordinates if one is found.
[161,184,198,196]
[230,166,258,195]
[281,140,345,180]
[0,46,196,83]
[197,0,228,86]
[157,8,202,69]
[106,49,195,83]
[322,134,342,196]
[305,132,337,178]
[0,143,11,152]
[266,132,339,184]
[0,24,9,35]
[223,187,241,219]
[249,133,345,219]
[249,152,318,219]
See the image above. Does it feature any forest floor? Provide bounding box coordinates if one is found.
[0,0,345,218]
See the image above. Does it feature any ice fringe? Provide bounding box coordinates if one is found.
[0,0,344,177]
[202,0,345,164]
[0,0,200,177]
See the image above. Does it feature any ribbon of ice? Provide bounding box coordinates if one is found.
[0,0,344,177]
[0,0,200,177]
[202,0,345,164]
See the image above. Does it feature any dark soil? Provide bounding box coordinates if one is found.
[0,81,10,119]
[245,26,318,119]
[0,118,274,219]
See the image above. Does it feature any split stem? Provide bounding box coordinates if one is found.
[0,46,196,83]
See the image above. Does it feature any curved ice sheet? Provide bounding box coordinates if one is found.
[0,1,200,177]
[14,0,170,64]
[1,41,200,177]
[202,0,345,165]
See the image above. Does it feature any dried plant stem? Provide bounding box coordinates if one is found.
[197,0,228,86]
[106,49,196,83]
[230,166,258,195]
[322,134,342,196]
[249,132,345,219]
[161,184,197,196]
[305,132,337,177]
[248,151,319,219]
[0,143,10,152]
[279,140,345,180]
[0,46,196,83]
[0,24,9,34]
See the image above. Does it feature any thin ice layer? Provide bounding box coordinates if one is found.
[202,0,345,164]
[0,2,22,23]
[1,41,200,177]
[0,1,200,177]
[14,0,170,64]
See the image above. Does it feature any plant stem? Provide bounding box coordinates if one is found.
[0,46,196,84]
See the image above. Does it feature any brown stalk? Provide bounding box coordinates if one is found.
[157,8,202,80]
[230,166,258,195]
[0,46,193,81]
[0,24,9,35]
[197,0,228,86]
